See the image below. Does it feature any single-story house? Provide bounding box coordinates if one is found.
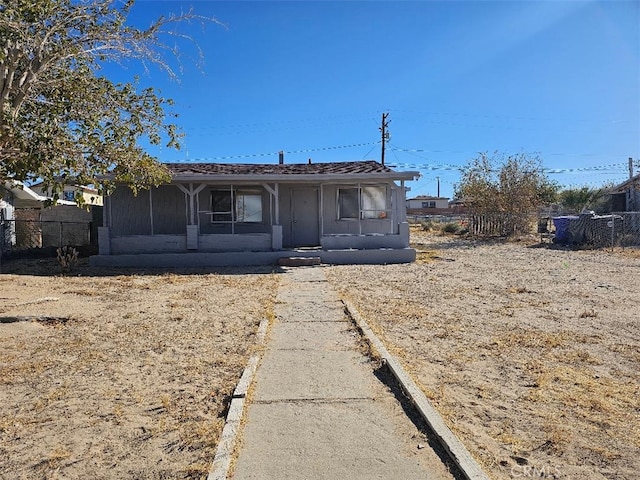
[91,160,420,267]
[607,174,639,212]
[0,180,93,251]
[406,195,451,215]
[30,182,103,206]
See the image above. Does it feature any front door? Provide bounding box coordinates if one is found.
[290,187,319,247]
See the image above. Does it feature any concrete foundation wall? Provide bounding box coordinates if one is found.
[321,222,409,250]
[90,248,416,268]
[321,233,406,250]
[110,233,272,254]
[198,233,271,252]
[111,235,187,254]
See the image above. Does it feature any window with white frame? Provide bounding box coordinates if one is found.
[421,201,436,208]
[338,185,389,220]
[211,188,263,223]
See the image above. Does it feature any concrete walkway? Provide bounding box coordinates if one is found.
[230,267,457,480]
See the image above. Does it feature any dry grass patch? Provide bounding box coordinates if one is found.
[0,263,279,479]
[326,231,640,479]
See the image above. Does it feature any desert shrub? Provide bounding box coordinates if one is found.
[56,246,78,272]
[421,220,435,231]
[442,222,461,234]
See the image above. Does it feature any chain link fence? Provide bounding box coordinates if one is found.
[0,219,97,259]
[410,211,640,250]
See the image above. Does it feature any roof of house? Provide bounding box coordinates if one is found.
[1,181,75,208]
[165,161,419,182]
[607,174,640,194]
[30,182,100,194]
[408,195,449,201]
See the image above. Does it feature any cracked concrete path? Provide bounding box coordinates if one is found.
[230,267,457,480]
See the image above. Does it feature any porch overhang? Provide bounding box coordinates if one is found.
[169,171,419,184]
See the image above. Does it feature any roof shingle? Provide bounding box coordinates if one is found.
[165,160,394,176]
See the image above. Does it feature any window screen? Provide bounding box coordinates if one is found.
[338,188,359,219]
[211,190,232,222]
[211,189,263,223]
[235,191,262,223]
[361,186,387,219]
[338,185,389,220]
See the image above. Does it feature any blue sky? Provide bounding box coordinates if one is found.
[119,0,639,199]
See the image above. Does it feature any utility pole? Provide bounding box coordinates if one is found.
[380,112,390,165]
[629,157,635,211]
[437,176,440,197]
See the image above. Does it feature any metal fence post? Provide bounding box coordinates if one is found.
[610,217,615,252]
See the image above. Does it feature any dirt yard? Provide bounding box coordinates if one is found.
[0,260,279,479]
[1,231,638,480]
[326,227,640,480]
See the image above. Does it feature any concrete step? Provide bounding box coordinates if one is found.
[277,256,322,267]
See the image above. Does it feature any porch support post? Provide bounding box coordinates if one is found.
[103,194,110,227]
[177,183,206,251]
[186,225,199,250]
[399,221,410,248]
[399,180,407,222]
[263,183,282,250]
[98,227,111,255]
[262,183,279,225]
[389,182,394,234]
[149,188,154,235]
[177,183,207,225]
[319,184,324,238]
[271,224,282,250]
[358,183,362,235]
[98,193,112,254]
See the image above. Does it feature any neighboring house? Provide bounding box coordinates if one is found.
[607,174,640,212]
[0,180,90,250]
[30,182,103,206]
[92,160,419,267]
[406,195,451,215]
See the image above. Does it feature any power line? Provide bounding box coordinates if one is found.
[170,141,379,162]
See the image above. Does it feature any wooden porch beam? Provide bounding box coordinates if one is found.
[261,183,279,225]
[176,183,207,226]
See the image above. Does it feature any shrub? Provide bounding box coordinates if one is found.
[56,246,79,272]
[421,220,435,231]
[442,222,461,234]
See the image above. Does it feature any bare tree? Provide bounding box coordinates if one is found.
[456,152,558,236]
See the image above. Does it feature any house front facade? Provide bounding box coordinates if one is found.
[406,195,451,215]
[92,161,419,267]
